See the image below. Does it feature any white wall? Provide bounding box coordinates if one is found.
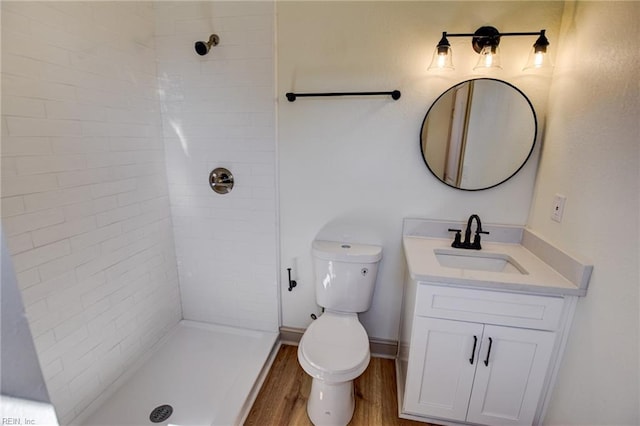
[278,1,563,340]
[527,2,640,424]
[1,3,181,423]
[154,2,278,332]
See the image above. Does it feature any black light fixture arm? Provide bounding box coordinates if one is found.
[443,29,545,38]
[440,26,547,53]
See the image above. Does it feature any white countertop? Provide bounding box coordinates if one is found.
[403,235,586,296]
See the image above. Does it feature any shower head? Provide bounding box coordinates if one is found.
[195,34,220,56]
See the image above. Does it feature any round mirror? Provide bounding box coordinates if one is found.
[420,78,537,191]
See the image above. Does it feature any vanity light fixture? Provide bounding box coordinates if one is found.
[428,26,552,72]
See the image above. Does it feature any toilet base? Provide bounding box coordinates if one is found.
[306,377,355,426]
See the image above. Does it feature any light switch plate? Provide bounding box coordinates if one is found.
[551,194,566,223]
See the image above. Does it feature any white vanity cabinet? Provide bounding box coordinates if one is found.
[399,284,573,426]
[397,219,593,426]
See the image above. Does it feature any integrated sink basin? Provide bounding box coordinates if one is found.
[401,218,593,296]
[434,249,528,275]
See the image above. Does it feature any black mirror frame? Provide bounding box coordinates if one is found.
[420,78,538,191]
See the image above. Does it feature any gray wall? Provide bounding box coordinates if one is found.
[1,228,50,403]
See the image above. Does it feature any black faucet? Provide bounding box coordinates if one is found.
[448,214,490,250]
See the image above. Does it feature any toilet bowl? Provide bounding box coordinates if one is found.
[297,240,382,426]
[298,312,370,426]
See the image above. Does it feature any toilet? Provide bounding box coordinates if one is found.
[297,240,382,426]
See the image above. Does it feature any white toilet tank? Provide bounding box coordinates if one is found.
[312,240,382,313]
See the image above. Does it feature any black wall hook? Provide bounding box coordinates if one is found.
[287,268,297,291]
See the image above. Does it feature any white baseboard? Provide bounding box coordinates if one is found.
[279,326,398,359]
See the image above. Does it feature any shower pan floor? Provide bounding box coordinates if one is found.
[82,320,278,426]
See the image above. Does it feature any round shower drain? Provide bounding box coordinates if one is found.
[149,404,173,423]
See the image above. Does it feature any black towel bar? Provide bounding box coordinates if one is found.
[285,90,401,102]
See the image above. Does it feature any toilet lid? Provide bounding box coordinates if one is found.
[300,312,369,374]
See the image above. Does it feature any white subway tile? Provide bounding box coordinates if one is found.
[16,154,86,175]
[80,279,120,308]
[109,137,161,152]
[32,216,97,247]
[2,96,47,117]
[53,313,89,342]
[15,268,41,290]
[48,386,75,425]
[45,101,108,122]
[2,208,65,236]
[1,136,52,157]
[1,173,59,197]
[105,247,158,282]
[47,2,93,21]
[24,298,50,322]
[95,204,141,227]
[62,196,118,220]
[12,2,78,31]
[56,329,97,373]
[20,271,77,307]
[81,297,111,321]
[79,121,111,137]
[90,178,137,199]
[117,182,167,207]
[56,168,113,189]
[1,196,26,217]
[1,30,72,67]
[42,359,64,381]
[34,21,93,53]
[69,223,122,252]
[2,74,77,102]
[23,186,94,213]
[68,363,100,397]
[46,282,83,313]
[85,151,137,169]
[75,87,128,109]
[39,62,85,87]
[0,9,33,36]
[6,233,34,255]
[1,157,17,176]
[120,209,168,233]
[37,245,100,282]
[4,55,44,82]
[74,241,134,280]
[98,230,139,255]
[96,344,124,387]
[6,117,82,138]
[62,350,96,392]
[51,137,110,154]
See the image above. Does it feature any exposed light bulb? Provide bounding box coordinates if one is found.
[483,52,494,67]
[428,32,454,71]
[533,51,544,67]
[523,46,552,71]
[473,45,502,71]
[437,53,447,68]
[523,30,552,71]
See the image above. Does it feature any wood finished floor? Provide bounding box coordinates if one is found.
[245,344,433,426]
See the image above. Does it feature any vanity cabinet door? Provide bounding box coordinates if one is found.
[404,317,483,421]
[467,325,556,426]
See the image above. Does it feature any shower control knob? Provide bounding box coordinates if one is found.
[209,167,234,194]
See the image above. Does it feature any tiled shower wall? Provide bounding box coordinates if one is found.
[1,3,181,422]
[154,2,278,331]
